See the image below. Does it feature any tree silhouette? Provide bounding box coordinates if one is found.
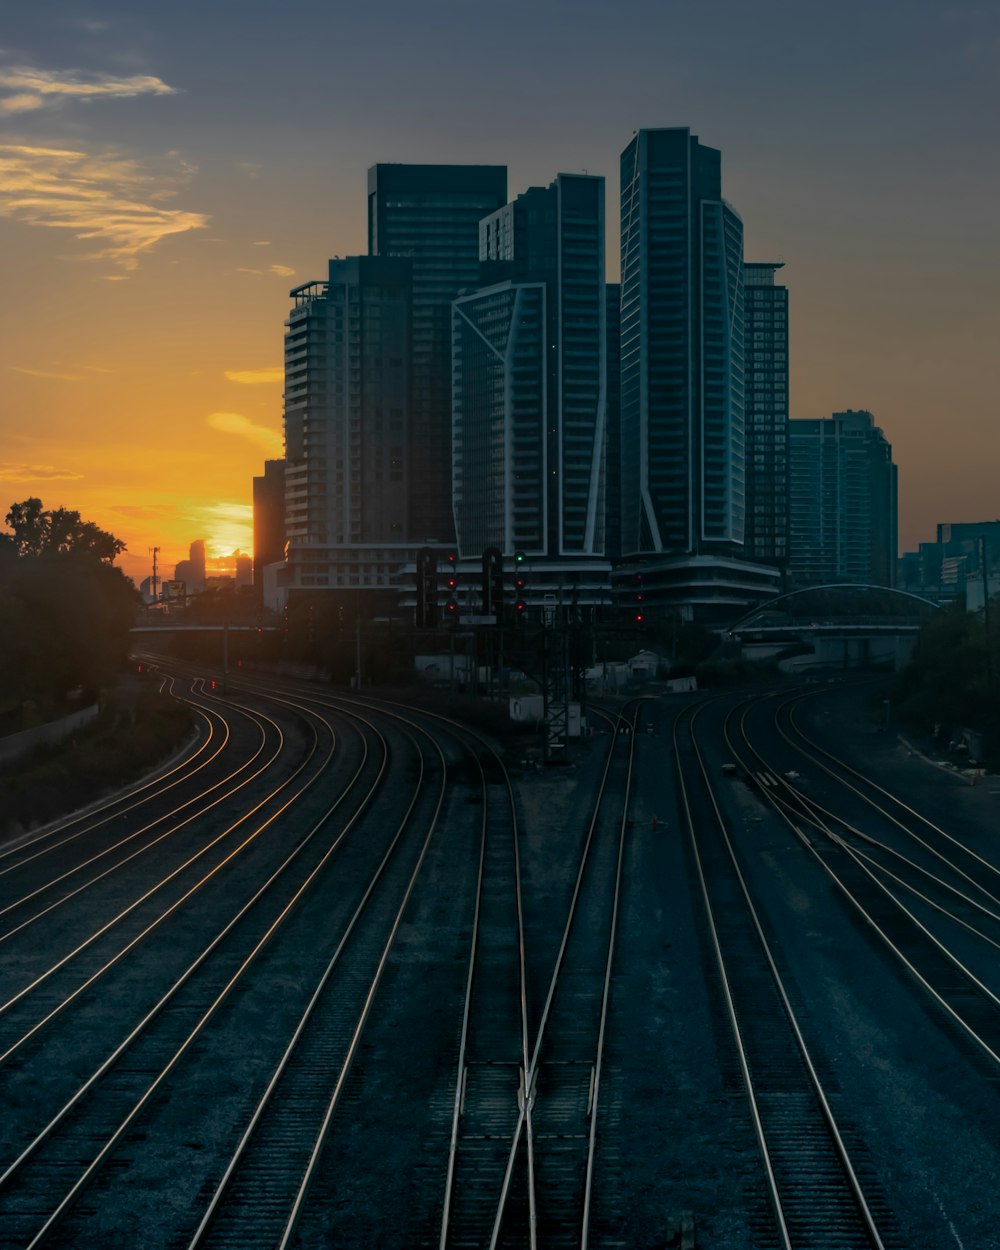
[2,498,126,561]
[0,500,137,720]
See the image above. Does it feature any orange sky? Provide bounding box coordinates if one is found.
[1,2,997,588]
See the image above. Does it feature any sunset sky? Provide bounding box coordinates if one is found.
[1,0,997,586]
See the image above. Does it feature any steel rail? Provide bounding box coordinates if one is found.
[579,702,641,1250]
[680,699,887,1250]
[0,686,271,933]
[783,691,1000,889]
[184,709,433,1247]
[224,676,535,1250]
[736,715,1000,934]
[0,673,220,866]
[488,700,639,1249]
[274,718,447,1250]
[725,699,1000,1070]
[4,696,386,1247]
[0,694,322,1062]
[736,695,1000,976]
[436,728,495,1249]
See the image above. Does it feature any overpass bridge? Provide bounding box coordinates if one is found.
[727,585,939,671]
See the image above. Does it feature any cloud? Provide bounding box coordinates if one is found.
[224,367,284,385]
[0,143,208,269]
[0,65,177,115]
[252,240,271,246]
[11,365,84,380]
[236,263,296,278]
[112,503,177,520]
[0,462,84,481]
[206,412,282,455]
[188,500,254,561]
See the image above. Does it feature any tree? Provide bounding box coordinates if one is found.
[2,498,126,561]
[0,500,137,718]
[894,598,1000,766]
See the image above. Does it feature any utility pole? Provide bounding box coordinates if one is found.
[982,536,993,685]
[149,546,160,600]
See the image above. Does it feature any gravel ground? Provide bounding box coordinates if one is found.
[715,680,1000,1250]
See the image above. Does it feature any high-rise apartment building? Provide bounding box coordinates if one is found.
[618,128,779,619]
[788,409,898,588]
[252,457,285,600]
[451,173,610,608]
[280,256,413,605]
[604,282,622,563]
[367,164,507,546]
[743,262,789,569]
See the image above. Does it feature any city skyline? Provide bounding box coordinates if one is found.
[1,1,997,586]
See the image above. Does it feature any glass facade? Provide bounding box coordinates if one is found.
[283,256,412,590]
[619,129,746,560]
[789,410,898,588]
[367,165,507,545]
[452,174,610,606]
[451,283,547,556]
[743,262,789,567]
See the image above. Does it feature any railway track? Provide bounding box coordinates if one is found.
[728,693,1000,1075]
[0,687,399,1247]
[677,700,891,1250]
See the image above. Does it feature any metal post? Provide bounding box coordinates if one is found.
[981,536,993,685]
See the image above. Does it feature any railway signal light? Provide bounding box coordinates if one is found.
[416,547,438,628]
[512,551,527,623]
[482,546,503,623]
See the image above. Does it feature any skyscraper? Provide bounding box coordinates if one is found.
[451,173,610,608]
[252,457,285,600]
[281,256,413,604]
[788,409,898,588]
[618,128,779,619]
[368,164,507,545]
[743,262,789,569]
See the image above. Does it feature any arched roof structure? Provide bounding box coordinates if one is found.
[729,584,938,638]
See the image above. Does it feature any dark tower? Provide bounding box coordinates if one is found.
[367,164,507,545]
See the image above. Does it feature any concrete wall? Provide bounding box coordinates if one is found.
[0,704,100,766]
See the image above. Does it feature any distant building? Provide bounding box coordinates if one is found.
[617,127,780,621]
[252,458,285,598]
[281,256,414,608]
[174,539,206,597]
[368,163,507,547]
[899,519,1000,602]
[788,409,897,588]
[451,173,611,611]
[742,262,789,570]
